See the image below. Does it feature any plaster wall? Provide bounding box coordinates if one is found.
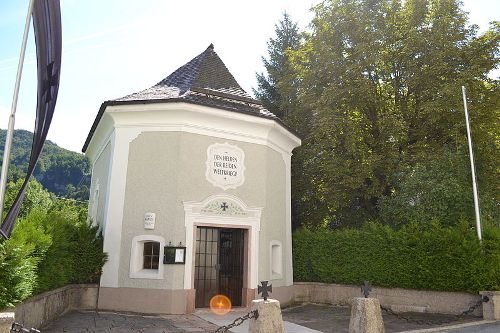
[118,131,289,290]
[259,148,287,287]
[89,142,111,228]
[6,284,97,329]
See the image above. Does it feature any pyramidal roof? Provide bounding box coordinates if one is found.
[82,45,285,152]
[115,44,275,118]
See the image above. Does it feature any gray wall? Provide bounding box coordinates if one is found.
[89,142,111,229]
[7,284,98,329]
[118,131,288,289]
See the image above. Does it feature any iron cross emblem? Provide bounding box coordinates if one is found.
[361,281,372,298]
[220,202,229,212]
[43,61,58,103]
[258,281,272,301]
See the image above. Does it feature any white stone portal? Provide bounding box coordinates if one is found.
[183,194,262,290]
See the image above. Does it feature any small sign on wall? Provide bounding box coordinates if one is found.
[144,213,156,229]
[164,246,186,264]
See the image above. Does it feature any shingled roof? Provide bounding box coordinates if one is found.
[116,44,275,117]
[82,45,288,152]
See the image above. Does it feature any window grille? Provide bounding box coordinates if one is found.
[143,241,160,269]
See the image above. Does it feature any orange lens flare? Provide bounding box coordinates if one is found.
[209,294,232,315]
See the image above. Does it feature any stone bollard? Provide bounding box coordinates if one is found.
[480,291,500,320]
[349,298,384,333]
[248,299,284,333]
[0,312,15,333]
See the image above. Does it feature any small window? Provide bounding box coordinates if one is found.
[90,182,99,223]
[130,235,164,279]
[143,241,160,269]
[270,240,282,280]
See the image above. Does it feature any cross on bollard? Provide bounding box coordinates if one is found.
[258,281,273,301]
[361,281,372,298]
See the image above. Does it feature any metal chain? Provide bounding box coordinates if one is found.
[213,309,259,333]
[380,295,489,326]
[11,323,41,333]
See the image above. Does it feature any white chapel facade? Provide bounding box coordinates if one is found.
[83,44,301,314]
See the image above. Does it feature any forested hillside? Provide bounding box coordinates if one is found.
[0,129,90,200]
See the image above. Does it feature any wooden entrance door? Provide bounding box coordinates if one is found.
[194,227,244,308]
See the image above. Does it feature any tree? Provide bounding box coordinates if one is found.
[0,209,51,308]
[0,200,107,308]
[378,148,499,227]
[4,178,53,219]
[0,129,91,201]
[254,12,302,120]
[255,13,320,230]
[290,0,499,228]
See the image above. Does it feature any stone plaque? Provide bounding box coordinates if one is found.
[206,143,245,190]
[144,212,155,229]
[200,199,248,217]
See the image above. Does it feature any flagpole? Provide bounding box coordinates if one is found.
[0,0,35,222]
[461,86,482,241]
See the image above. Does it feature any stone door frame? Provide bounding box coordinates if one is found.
[183,194,262,308]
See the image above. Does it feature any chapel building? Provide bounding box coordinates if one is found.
[83,44,301,314]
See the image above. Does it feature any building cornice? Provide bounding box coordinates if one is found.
[84,102,301,161]
[82,99,301,154]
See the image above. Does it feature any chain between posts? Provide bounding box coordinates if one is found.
[213,309,259,333]
[11,323,41,333]
[380,295,489,326]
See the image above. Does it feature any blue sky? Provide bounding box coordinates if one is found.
[0,0,498,153]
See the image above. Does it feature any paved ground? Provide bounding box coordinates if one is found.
[436,322,500,333]
[280,303,486,333]
[43,311,218,333]
[403,321,500,333]
[40,304,498,333]
[196,308,320,333]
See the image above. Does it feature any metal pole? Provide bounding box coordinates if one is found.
[0,0,35,222]
[461,86,482,241]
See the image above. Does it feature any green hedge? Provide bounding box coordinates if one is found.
[293,221,500,293]
[0,203,107,309]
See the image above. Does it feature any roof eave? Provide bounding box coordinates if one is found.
[82,98,301,153]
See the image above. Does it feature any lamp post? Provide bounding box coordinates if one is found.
[462,86,482,241]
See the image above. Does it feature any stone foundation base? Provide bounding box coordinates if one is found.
[349,298,384,333]
[249,299,284,333]
[98,287,195,314]
[0,313,14,333]
[480,291,500,320]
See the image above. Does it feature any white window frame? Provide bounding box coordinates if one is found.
[90,180,100,225]
[129,234,165,279]
[270,240,283,280]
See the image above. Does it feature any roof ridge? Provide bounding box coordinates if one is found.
[83,45,288,152]
[113,45,272,116]
[189,46,249,98]
[155,46,211,94]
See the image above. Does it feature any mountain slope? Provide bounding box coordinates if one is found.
[0,129,90,200]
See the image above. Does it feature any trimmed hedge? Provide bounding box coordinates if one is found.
[293,221,500,293]
[0,203,107,309]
